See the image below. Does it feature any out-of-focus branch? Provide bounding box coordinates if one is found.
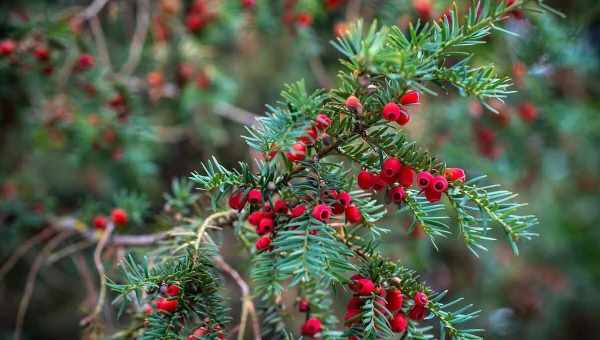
[213,255,261,340]
[309,55,333,89]
[14,231,73,340]
[78,0,111,22]
[0,227,54,281]
[120,0,151,76]
[214,103,258,125]
[90,16,112,71]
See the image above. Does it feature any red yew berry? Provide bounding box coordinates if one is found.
[332,203,345,215]
[298,298,310,312]
[93,215,108,230]
[344,307,361,325]
[383,102,404,122]
[257,218,274,235]
[247,189,263,204]
[189,327,207,339]
[33,46,50,61]
[400,90,421,105]
[389,186,406,203]
[337,191,352,207]
[143,304,153,315]
[186,13,206,32]
[274,199,289,214]
[518,102,538,123]
[395,110,411,125]
[299,128,318,146]
[77,54,95,70]
[111,208,128,226]
[431,175,448,193]
[373,175,388,192]
[398,166,415,187]
[255,235,272,251]
[444,167,466,183]
[301,317,322,337]
[347,296,363,310]
[296,12,313,27]
[312,204,332,222]
[424,188,442,203]
[357,170,376,190]
[345,205,362,224]
[156,298,178,313]
[414,291,428,307]
[408,305,426,320]
[351,278,376,296]
[382,157,403,179]
[390,313,408,333]
[247,211,263,226]
[315,113,332,130]
[386,289,404,312]
[416,171,433,189]
[286,142,307,162]
[241,0,256,8]
[228,191,246,210]
[414,0,433,20]
[345,95,363,114]
[0,39,16,56]
[147,71,164,88]
[166,284,181,296]
[290,204,307,218]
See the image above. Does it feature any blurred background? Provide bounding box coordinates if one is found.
[0,0,599,339]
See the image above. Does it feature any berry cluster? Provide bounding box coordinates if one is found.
[356,157,415,203]
[186,324,225,340]
[284,113,332,162]
[92,208,128,230]
[344,274,429,336]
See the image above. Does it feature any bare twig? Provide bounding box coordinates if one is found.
[46,238,96,265]
[0,227,54,281]
[78,0,111,22]
[72,254,99,308]
[214,103,258,125]
[14,231,72,340]
[213,256,261,340]
[120,0,151,76]
[90,16,112,71]
[80,223,114,326]
[195,210,236,250]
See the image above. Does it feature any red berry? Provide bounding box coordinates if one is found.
[386,289,404,312]
[345,95,363,114]
[414,291,428,307]
[143,304,153,315]
[247,211,263,226]
[257,218,274,235]
[247,189,263,204]
[518,102,538,123]
[111,208,128,226]
[444,167,466,183]
[390,313,408,333]
[373,175,388,192]
[93,215,108,230]
[382,102,403,122]
[337,191,352,207]
[424,188,442,203]
[0,39,16,56]
[311,204,332,222]
[301,317,322,337]
[228,191,246,210]
[299,127,318,145]
[186,13,206,32]
[344,307,361,325]
[290,204,307,218]
[296,12,313,27]
[77,54,95,70]
[347,296,363,310]
[332,203,345,215]
[298,298,310,312]
[400,90,420,105]
[33,46,50,61]
[255,235,272,251]
[190,327,207,338]
[274,199,289,214]
[156,298,178,313]
[398,166,415,187]
[345,205,362,224]
[357,170,376,190]
[431,175,448,193]
[315,113,332,130]
[416,171,433,189]
[166,284,181,296]
[408,305,426,320]
[351,278,376,296]
[286,142,307,162]
[382,157,403,179]
[241,0,256,8]
[389,186,406,203]
[395,110,411,125]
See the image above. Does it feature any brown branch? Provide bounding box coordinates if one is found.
[77,0,111,21]
[214,103,258,126]
[213,256,261,340]
[120,0,151,76]
[73,254,99,308]
[14,231,73,340]
[80,223,114,327]
[90,16,112,71]
[0,227,55,281]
